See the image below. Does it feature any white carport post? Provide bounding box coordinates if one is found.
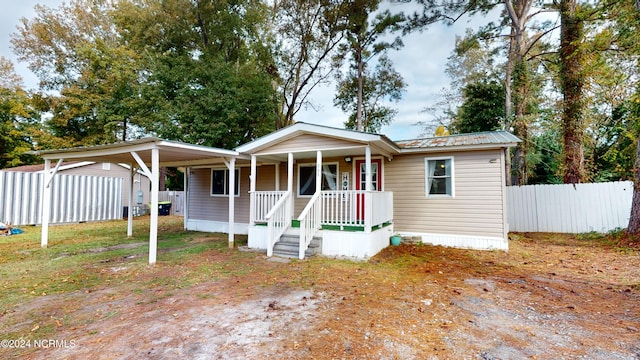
[41,158,63,248]
[149,148,159,264]
[127,164,135,237]
[227,157,236,248]
[131,149,158,264]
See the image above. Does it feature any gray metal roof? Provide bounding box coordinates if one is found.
[395,131,520,150]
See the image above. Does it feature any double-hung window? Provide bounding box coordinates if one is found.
[211,169,240,196]
[425,157,454,197]
[298,163,338,196]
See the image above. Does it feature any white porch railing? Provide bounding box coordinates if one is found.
[266,191,291,257]
[368,191,394,229]
[321,190,365,226]
[253,190,286,223]
[321,190,393,228]
[298,191,322,259]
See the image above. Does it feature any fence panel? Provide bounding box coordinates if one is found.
[507,181,633,233]
[0,171,123,226]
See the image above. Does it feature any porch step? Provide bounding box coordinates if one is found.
[273,234,321,259]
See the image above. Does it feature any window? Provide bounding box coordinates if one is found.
[210,169,240,196]
[425,157,454,197]
[298,163,338,196]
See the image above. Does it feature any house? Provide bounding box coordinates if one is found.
[4,161,152,211]
[184,123,519,259]
[33,123,519,264]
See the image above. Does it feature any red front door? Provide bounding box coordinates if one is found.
[355,159,382,221]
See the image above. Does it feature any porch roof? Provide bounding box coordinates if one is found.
[235,122,401,160]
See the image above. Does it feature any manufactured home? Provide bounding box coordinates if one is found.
[185,123,519,259]
[34,123,519,263]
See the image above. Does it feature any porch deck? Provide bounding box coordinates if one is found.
[250,190,394,259]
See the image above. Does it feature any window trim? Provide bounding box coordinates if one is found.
[210,168,240,197]
[297,162,339,198]
[424,156,455,198]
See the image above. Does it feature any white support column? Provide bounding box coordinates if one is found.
[287,152,294,219]
[249,155,256,227]
[275,162,280,191]
[184,167,189,231]
[41,159,51,248]
[149,147,159,265]
[127,164,134,237]
[365,145,372,191]
[316,151,322,193]
[228,157,236,248]
[41,158,63,248]
[365,145,372,232]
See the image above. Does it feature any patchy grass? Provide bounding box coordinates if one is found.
[0,222,639,359]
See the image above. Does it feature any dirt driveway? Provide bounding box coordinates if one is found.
[3,232,640,359]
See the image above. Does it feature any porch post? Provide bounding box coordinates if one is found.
[41,159,51,248]
[316,151,322,193]
[149,147,159,264]
[365,145,372,232]
[228,157,236,248]
[249,155,256,227]
[275,162,280,191]
[127,164,134,237]
[287,152,294,219]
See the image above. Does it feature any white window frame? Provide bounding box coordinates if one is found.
[210,168,240,197]
[424,156,455,198]
[297,162,339,197]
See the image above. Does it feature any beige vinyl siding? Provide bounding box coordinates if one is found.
[259,134,363,155]
[387,150,505,239]
[187,167,251,223]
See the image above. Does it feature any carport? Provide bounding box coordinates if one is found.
[34,138,243,264]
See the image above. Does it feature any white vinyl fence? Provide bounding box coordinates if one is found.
[0,171,123,226]
[506,181,633,233]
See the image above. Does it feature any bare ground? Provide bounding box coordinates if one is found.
[2,232,640,359]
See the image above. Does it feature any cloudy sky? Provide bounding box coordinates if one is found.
[0,0,499,141]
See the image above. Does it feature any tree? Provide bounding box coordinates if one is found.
[559,0,586,184]
[337,0,405,131]
[11,0,141,145]
[115,0,277,148]
[271,0,349,128]
[0,57,39,168]
[335,55,406,133]
[453,80,505,134]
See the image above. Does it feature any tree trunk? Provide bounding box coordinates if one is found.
[356,47,364,132]
[504,23,515,186]
[505,0,533,185]
[560,0,585,184]
[628,138,640,233]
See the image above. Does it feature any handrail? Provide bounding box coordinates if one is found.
[265,191,291,257]
[297,191,322,259]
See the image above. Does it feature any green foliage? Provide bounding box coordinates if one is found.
[335,55,406,133]
[335,0,406,131]
[528,129,563,184]
[452,80,504,134]
[0,58,39,168]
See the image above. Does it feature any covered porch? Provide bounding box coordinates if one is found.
[236,123,401,259]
